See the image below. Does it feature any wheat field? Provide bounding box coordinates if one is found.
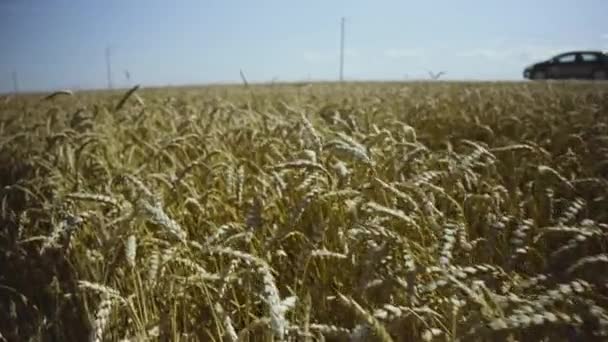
[1,81,608,341]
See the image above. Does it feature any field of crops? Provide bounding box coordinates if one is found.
[1,81,608,341]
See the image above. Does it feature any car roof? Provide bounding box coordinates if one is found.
[555,50,604,56]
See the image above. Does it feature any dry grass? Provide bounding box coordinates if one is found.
[1,81,608,341]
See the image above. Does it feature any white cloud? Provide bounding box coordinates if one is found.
[303,51,333,63]
[384,48,425,58]
[303,49,359,64]
[344,48,359,57]
[456,45,584,63]
[386,44,593,64]
[456,49,503,59]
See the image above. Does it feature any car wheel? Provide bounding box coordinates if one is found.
[531,71,546,80]
[592,70,607,80]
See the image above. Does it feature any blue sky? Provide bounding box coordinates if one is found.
[1,0,607,92]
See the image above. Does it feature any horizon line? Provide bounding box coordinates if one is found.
[2,78,541,96]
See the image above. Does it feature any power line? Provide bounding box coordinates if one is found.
[339,17,345,82]
[11,71,19,94]
[106,46,113,90]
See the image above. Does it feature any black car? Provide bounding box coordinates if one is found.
[523,51,608,80]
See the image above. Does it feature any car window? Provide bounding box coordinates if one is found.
[581,53,599,62]
[556,54,576,63]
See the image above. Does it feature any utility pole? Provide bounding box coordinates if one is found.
[339,17,345,82]
[105,46,113,90]
[11,71,19,94]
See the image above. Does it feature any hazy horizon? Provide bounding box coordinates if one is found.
[1,0,607,93]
